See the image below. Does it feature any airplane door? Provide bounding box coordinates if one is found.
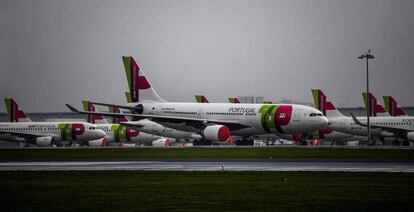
[154,105,162,115]
[197,109,204,119]
[293,109,302,121]
[340,119,346,130]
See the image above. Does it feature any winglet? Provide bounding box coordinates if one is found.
[66,104,80,113]
[350,113,366,127]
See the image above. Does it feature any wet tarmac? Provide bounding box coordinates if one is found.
[1,160,413,172]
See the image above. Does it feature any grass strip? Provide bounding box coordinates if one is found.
[0,147,413,161]
[0,171,413,211]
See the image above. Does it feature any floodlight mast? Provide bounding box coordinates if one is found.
[358,50,374,145]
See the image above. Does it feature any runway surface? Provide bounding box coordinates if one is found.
[1,160,414,172]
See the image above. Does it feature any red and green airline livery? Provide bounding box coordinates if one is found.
[1,98,105,147]
[315,89,414,145]
[383,96,407,117]
[82,100,171,147]
[67,56,328,142]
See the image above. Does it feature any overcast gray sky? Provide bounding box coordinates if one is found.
[1,0,414,112]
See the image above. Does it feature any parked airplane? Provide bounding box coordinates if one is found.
[279,89,365,145]
[82,100,171,147]
[0,98,105,147]
[362,92,390,117]
[122,81,206,145]
[383,96,408,117]
[66,56,328,145]
[313,90,414,145]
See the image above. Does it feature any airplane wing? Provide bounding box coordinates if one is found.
[88,101,138,111]
[118,122,145,129]
[0,130,53,138]
[350,113,412,134]
[66,104,252,131]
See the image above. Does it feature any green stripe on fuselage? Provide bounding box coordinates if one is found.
[111,124,128,143]
[58,123,73,141]
[259,105,278,133]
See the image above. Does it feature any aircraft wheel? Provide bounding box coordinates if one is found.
[193,140,200,146]
[403,139,409,146]
[235,139,242,146]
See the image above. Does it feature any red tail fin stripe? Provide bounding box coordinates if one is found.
[375,105,386,113]
[111,106,129,123]
[201,96,209,103]
[11,100,28,119]
[324,101,336,110]
[87,102,105,123]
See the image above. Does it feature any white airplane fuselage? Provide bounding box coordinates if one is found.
[329,116,414,139]
[125,119,201,140]
[95,123,165,145]
[128,102,328,136]
[0,122,106,145]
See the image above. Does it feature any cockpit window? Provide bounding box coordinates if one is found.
[310,113,323,117]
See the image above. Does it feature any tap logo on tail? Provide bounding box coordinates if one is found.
[228,97,240,104]
[82,101,107,124]
[311,89,336,115]
[123,56,151,103]
[195,95,209,103]
[362,92,388,116]
[109,106,129,123]
[383,96,407,116]
[4,98,31,122]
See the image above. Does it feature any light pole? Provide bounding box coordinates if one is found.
[358,50,374,145]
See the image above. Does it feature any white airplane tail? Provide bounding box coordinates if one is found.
[122,56,165,103]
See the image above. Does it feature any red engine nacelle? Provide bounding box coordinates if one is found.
[88,138,107,147]
[152,138,172,147]
[202,125,230,142]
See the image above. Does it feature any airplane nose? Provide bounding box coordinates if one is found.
[320,116,329,128]
[95,129,106,139]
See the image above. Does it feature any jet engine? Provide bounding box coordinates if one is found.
[202,125,230,142]
[152,138,172,147]
[35,136,54,147]
[88,138,107,147]
[134,104,144,114]
[406,132,414,141]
